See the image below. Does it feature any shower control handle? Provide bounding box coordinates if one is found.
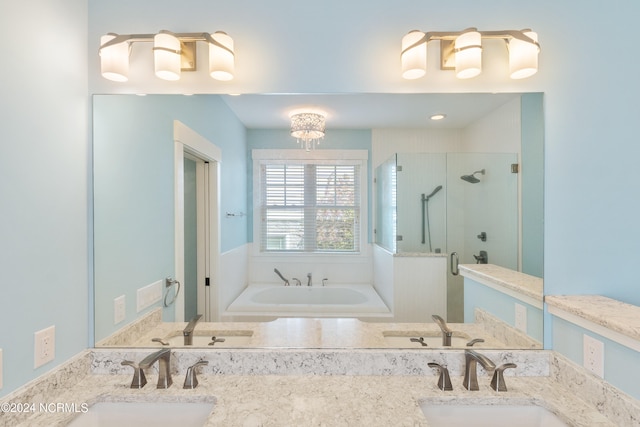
[474,250,488,264]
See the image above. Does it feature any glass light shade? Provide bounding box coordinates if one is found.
[100,34,129,82]
[154,32,181,81]
[401,31,427,80]
[290,112,326,151]
[209,31,234,81]
[509,31,539,79]
[454,30,482,79]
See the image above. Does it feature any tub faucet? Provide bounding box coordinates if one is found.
[432,314,453,346]
[139,348,173,389]
[183,314,202,345]
[307,273,312,286]
[463,349,495,391]
[274,268,290,286]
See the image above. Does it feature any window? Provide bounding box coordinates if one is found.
[258,159,362,253]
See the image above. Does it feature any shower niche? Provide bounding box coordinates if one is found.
[375,152,519,270]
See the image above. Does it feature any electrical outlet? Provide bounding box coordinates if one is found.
[34,326,55,368]
[583,334,604,378]
[514,303,527,332]
[114,295,126,324]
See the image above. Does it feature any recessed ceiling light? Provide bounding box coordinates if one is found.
[430,114,446,121]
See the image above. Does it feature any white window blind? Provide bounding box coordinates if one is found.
[260,162,361,253]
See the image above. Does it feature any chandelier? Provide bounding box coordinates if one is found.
[290,112,326,151]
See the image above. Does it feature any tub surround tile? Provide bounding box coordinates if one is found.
[545,295,640,344]
[459,264,543,306]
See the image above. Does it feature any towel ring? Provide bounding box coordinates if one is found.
[164,277,181,307]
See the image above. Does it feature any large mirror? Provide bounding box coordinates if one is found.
[93,92,543,350]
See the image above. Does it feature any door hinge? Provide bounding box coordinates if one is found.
[511,163,519,173]
[205,277,210,287]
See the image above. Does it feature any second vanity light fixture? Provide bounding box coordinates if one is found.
[99,30,234,82]
[401,28,539,80]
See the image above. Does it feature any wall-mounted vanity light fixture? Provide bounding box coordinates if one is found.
[401,28,539,80]
[99,30,234,82]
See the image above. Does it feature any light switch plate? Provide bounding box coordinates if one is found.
[514,303,527,332]
[114,295,126,324]
[34,326,55,368]
[583,334,604,378]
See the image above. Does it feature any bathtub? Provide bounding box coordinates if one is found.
[225,283,391,318]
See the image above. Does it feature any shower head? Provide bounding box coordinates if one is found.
[460,169,485,184]
[425,185,443,200]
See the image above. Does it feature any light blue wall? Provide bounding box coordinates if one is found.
[93,95,247,341]
[0,0,89,397]
[464,279,544,343]
[552,316,640,400]
[246,129,373,243]
[3,0,640,399]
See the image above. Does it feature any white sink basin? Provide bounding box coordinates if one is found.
[383,333,483,348]
[162,331,253,347]
[67,402,214,427]
[421,404,568,427]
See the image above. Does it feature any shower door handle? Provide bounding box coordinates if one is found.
[450,252,459,276]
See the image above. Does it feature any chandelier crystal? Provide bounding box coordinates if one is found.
[290,112,326,151]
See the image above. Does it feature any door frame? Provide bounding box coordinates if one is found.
[173,120,221,322]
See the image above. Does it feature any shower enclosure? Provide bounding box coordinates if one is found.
[375,152,519,320]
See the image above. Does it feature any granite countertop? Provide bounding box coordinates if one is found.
[459,264,543,303]
[4,348,635,427]
[545,295,640,343]
[16,373,615,427]
[125,317,511,349]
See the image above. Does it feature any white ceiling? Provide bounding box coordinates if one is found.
[219,93,521,130]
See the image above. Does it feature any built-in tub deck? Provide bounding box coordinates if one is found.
[224,283,391,318]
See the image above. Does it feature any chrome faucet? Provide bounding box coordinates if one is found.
[463,349,495,391]
[432,314,453,346]
[183,314,202,345]
[139,348,173,389]
[307,273,312,286]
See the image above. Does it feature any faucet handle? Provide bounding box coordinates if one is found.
[427,363,453,391]
[183,360,209,389]
[121,360,147,389]
[490,363,517,392]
